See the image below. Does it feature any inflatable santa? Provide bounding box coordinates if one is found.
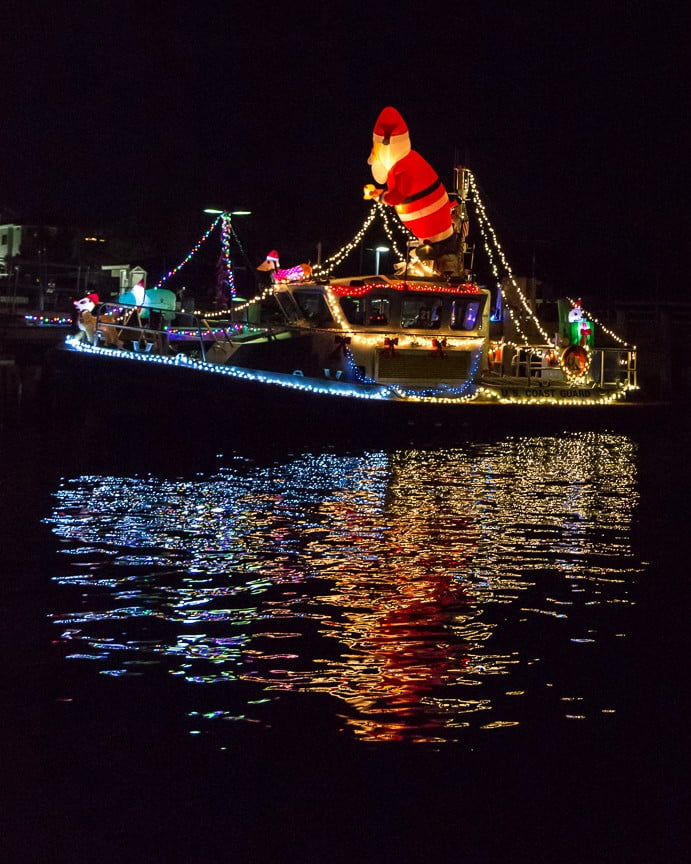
[364,106,453,248]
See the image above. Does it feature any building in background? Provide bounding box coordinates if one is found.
[1,222,145,313]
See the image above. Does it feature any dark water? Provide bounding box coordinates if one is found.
[1,404,688,862]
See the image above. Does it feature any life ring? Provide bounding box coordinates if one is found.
[560,344,589,378]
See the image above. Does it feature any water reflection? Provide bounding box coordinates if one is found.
[45,434,641,742]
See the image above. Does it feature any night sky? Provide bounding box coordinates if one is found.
[3,0,688,297]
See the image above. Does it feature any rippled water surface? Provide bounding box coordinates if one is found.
[3,409,689,862]
[44,433,642,744]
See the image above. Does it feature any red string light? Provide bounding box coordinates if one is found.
[329,281,480,297]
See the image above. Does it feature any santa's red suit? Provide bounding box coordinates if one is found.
[366,106,453,244]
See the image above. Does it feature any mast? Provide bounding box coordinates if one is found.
[452,165,474,275]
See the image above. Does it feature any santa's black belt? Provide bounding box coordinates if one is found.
[401,177,442,205]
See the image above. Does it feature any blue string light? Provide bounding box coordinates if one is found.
[64,337,394,401]
[344,347,378,385]
[389,347,483,399]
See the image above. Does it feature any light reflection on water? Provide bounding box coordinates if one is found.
[45,433,641,743]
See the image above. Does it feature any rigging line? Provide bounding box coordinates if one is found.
[312,202,380,276]
[469,172,551,344]
[225,217,260,290]
[469,179,530,342]
[377,200,409,261]
[152,216,222,291]
[473,202,533,343]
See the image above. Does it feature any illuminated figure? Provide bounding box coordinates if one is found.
[364,106,458,273]
[73,292,99,342]
[567,299,585,323]
[566,298,594,349]
[73,293,121,347]
[257,250,312,283]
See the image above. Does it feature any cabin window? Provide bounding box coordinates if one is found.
[401,297,442,329]
[273,292,301,322]
[339,296,365,325]
[451,298,482,331]
[292,290,334,325]
[365,296,390,326]
[340,294,390,326]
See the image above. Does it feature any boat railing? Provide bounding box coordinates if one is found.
[90,302,213,361]
[494,343,637,389]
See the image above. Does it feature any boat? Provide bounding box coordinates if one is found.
[56,108,642,431]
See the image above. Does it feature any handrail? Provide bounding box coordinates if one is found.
[93,301,209,357]
[498,342,637,389]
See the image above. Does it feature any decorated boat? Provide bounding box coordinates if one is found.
[58,107,640,426]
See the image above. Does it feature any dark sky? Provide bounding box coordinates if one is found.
[3,0,689,294]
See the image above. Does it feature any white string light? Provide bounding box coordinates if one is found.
[468,172,551,344]
[64,334,635,405]
[72,180,636,407]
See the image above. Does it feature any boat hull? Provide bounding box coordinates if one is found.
[51,342,661,441]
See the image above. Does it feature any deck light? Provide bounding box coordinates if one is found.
[374,245,389,275]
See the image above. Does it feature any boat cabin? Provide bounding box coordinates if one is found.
[269,276,490,389]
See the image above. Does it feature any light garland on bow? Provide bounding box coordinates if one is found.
[144,212,240,311]
[64,333,635,406]
[64,334,395,401]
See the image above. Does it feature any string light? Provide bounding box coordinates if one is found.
[388,345,483,401]
[63,178,638,407]
[219,215,236,297]
[64,334,637,406]
[311,203,381,277]
[195,283,275,319]
[559,344,592,385]
[566,296,632,349]
[24,313,73,326]
[329,280,481,298]
[477,383,638,406]
[376,199,411,262]
[343,346,377,384]
[469,172,551,344]
[152,216,221,290]
[64,335,395,401]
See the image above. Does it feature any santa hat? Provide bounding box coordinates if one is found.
[87,293,99,303]
[372,107,409,145]
[266,250,280,262]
